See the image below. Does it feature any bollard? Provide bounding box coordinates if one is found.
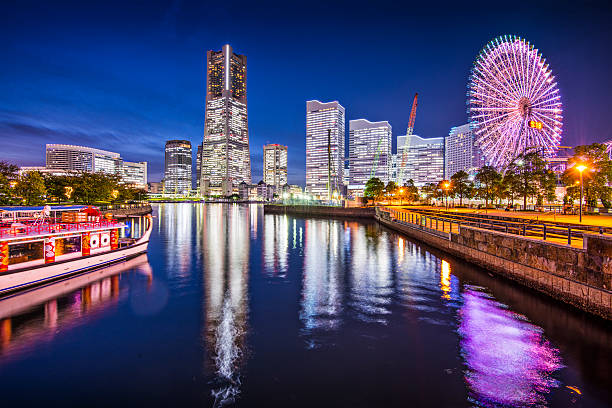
[543,225,547,240]
[568,227,571,245]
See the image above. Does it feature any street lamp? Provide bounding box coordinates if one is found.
[576,164,587,223]
[443,182,450,210]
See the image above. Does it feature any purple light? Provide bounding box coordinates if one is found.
[469,36,563,168]
[458,288,563,407]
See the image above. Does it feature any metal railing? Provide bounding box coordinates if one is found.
[0,219,122,239]
[380,207,608,247]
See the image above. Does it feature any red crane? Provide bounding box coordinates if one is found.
[398,93,419,185]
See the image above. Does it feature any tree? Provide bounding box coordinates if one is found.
[505,148,556,209]
[561,143,612,208]
[420,183,439,204]
[15,171,47,205]
[450,171,473,206]
[403,179,419,203]
[475,166,501,208]
[72,172,122,204]
[364,177,385,203]
[0,161,19,205]
[384,181,398,199]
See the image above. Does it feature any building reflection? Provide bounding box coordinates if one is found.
[300,219,344,339]
[202,204,249,406]
[346,222,392,324]
[263,214,289,278]
[0,255,151,361]
[458,287,563,407]
[158,203,193,282]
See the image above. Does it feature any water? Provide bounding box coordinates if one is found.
[0,203,610,407]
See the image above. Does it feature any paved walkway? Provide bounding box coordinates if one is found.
[401,206,612,228]
[383,206,595,248]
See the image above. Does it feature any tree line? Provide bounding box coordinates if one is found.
[364,143,612,208]
[0,162,147,205]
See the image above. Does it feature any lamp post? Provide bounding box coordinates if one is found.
[576,164,587,223]
[443,182,450,210]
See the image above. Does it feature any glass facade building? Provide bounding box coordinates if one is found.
[445,124,485,178]
[263,144,288,189]
[201,44,251,195]
[348,119,391,195]
[164,140,192,194]
[305,100,345,198]
[396,135,444,186]
[45,144,147,187]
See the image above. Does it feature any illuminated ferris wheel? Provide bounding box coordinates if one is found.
[468,36,563,168]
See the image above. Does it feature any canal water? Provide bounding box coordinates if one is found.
[0,203,610,407]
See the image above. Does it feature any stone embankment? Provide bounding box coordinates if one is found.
[375,208,612,320]
[262,204,612,319]
[105,204,152,218]
[263,204,375,219]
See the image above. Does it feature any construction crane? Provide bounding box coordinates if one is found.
[398,93,419,185]
[369,137,385,179]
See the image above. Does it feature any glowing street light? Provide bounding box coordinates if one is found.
[576,164,587,222]
[442,181,451,210]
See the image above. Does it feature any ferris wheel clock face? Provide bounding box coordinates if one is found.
[468,36,563,168]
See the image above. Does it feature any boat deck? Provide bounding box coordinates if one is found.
[0,220,124,241]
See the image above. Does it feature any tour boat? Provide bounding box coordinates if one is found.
[0,206,152,296]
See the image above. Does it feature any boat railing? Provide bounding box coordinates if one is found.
[0,219,123,239]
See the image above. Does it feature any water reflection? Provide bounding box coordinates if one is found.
[347,222,393,324]
[301,219,344,340]
[458,286,563,407]
[0,254,151,361]
[158,204,193,282]
[202,204,249,406]
[263,214,289,278]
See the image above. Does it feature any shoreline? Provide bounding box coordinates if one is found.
[263,204,612,320]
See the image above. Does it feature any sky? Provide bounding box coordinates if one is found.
[1,0,611,185]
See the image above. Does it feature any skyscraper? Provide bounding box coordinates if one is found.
[445,124,485,178]
[201,44,251,195]
[396,135,444,186]
[305,100,345,198]
[164,140,192,194]
[263,144,288,189]
[348,119,392,195]
[196,142,203,189]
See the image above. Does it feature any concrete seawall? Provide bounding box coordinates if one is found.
[107,204,152,218]
[375,208,612,320]
[263,204,375,218]
[262,204,612,319]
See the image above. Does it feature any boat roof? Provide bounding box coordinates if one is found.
[0,205,88,212]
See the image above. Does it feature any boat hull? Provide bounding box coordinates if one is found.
[0,241,149,296]
[0,214,152,296]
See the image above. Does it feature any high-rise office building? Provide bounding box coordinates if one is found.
[263,144,288,189]
[164,140,192,194]
[305,100,345,198]
[45,144,147,187]
[196,142,203,189]
[348,119,392,195]
[396,135,444,186]
[201,44,251,195]
[445,124,485,178]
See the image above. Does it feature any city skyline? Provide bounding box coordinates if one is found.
[1,1,611,185]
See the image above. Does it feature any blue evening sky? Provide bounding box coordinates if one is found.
[1,0,610,184]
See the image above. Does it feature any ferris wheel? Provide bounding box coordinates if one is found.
[468,35,563,168]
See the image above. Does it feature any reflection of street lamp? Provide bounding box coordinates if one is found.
[576,164,587,223]
[443,182,450,210]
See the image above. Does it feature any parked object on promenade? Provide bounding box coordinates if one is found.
[0,206,152,295]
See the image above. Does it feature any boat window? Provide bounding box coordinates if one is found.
[56,236,81,256]
[8,241,44,265]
